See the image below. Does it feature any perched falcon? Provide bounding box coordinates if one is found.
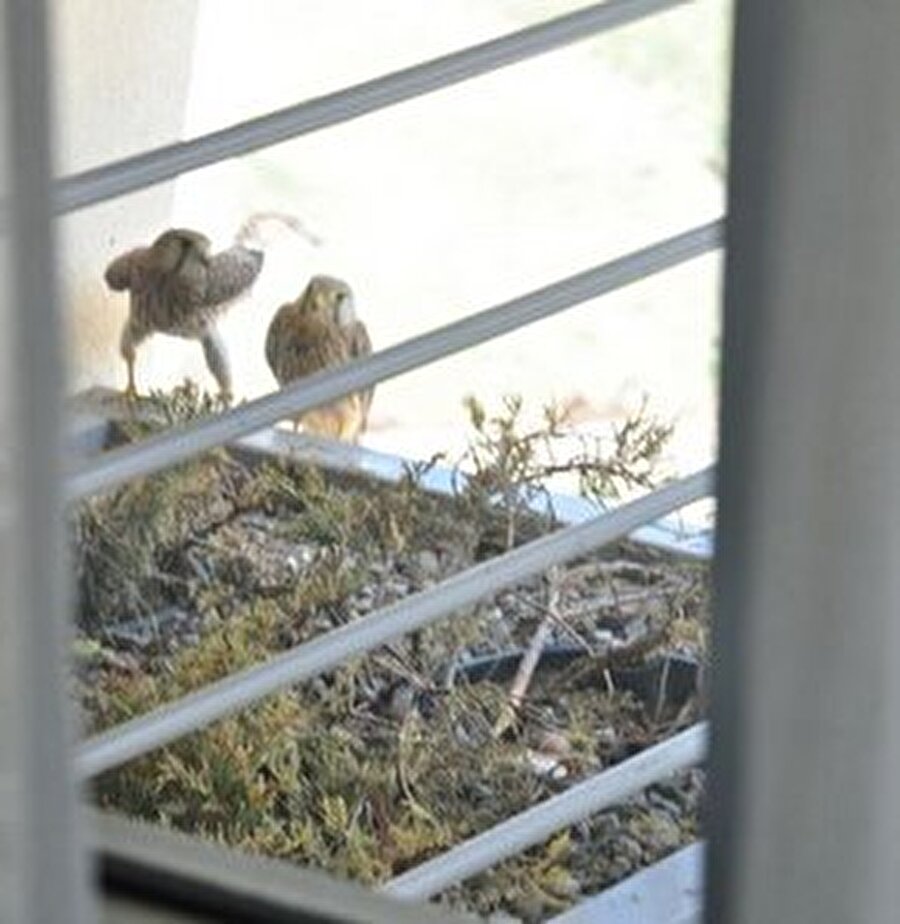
[104,227,264,402]
[265,275,374,442]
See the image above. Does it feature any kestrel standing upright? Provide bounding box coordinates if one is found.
[104,227,264,402]
[265,275,374,442]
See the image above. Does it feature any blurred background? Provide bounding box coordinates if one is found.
[52,0,731,479]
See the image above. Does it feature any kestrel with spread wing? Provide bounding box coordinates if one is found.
[265,275,373,442]
[104,227,264,402]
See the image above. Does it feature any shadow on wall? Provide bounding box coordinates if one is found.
[66,277,123,392]
[67,275,230,397]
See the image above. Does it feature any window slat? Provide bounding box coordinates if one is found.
[67,219,722,501]
[75,467,713,780]
[384,723,708,901]
[53,0,690,214]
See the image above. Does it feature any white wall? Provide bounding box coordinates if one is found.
[56,0,725,479]
[169,0,724,475]
[52,0,199,392]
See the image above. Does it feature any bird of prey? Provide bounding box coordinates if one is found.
[265,275,373,442]
[104,227,264,402]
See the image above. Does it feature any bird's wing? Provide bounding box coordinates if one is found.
[343,320,372,361]
[265,304,291,378]
[203,246,264,307]
[104,247,150,292]
[343,320,374,422]
[287,336,351,380]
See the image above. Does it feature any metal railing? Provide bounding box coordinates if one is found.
[52,0,691,215]
[384,723,709,901]
[67,219,721,500]
[76,467,713,779]
[8,0,722,915]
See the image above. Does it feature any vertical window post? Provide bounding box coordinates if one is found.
[710,2,900,922]
[0,0,92,920]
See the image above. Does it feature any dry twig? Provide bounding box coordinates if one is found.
[493,567,564,738]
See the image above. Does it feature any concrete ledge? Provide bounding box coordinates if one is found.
[67,386,713,561]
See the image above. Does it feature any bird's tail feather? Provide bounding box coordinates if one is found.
[234,211,322,249]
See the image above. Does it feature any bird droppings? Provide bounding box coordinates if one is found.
[72,382,709,922]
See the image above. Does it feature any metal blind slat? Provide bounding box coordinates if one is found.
[385,723,708,901]
[67,219,722,501]
[75,467,713,779]
[54,0,690,214]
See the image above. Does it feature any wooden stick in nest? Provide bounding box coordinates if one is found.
[510,590,594,654]
[493,566,564,738]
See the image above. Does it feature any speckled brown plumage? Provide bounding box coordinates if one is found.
[265,275,373,442]
[105,228,264,400]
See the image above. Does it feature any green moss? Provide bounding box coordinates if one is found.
[75,383,708,919]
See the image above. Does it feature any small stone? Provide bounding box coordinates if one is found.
[545,870,581,899]
[415,549,441,578]
[593,628,616,646]
[526,749,567,779]
[596,725,618,748]
[373,679,419,721]
[536,730,572,759]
